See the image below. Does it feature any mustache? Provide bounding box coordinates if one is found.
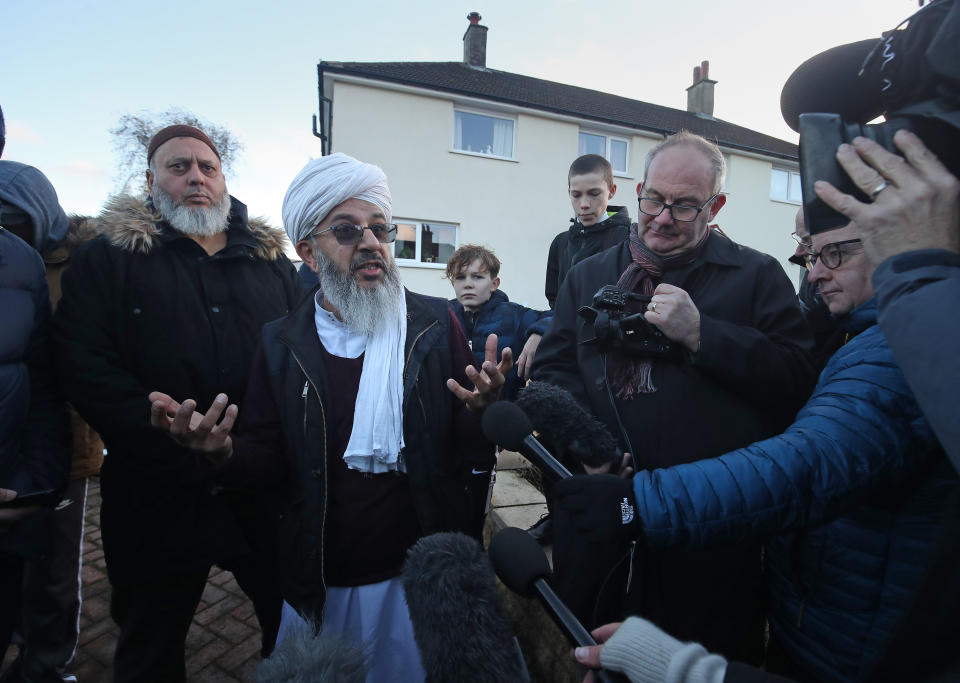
[350,254,387,272]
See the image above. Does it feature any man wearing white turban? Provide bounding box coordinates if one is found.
[149,153,511,681]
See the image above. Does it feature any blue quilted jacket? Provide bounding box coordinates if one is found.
[631,299,956,682]
[449,289,551,401]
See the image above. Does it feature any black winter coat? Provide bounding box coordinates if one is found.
[221,289,490,624]
[544,206,631,308]
[533,231,816,662]
[52,195,304,583]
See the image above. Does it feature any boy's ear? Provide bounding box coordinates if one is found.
[608,183,617,200]
[491,276,501,291]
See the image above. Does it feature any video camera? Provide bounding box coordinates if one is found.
[577,285,681,360]
[781,0,960,234]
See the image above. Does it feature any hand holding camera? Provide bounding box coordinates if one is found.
[644,283,701,354]
[814,129,960,264]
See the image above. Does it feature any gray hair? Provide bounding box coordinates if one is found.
[643,131,726,195]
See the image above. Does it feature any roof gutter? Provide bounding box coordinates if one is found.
[312,62,334,155]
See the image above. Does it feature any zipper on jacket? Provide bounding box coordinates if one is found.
[403,320,438,385]
[288,348,328,613]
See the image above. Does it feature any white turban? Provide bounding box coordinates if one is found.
[282,153,392,244]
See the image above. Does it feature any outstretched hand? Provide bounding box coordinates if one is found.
[446,333,513,412]
[814,129,960,264]
[149,391,237,465]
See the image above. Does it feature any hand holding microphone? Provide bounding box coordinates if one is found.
[552,475,642,545]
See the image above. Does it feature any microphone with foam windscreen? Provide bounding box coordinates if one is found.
[488,526,629,683]
[481,400,571,483]
[256,627,367,683]
[515,381,621,471]
[402,532,529,682]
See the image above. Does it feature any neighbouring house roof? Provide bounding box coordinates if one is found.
[321,61,798,162]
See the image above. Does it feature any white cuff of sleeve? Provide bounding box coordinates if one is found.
[599,616,728,683]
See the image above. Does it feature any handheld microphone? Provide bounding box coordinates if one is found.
[488,527,629,683]
[402,532,529,682]
[481,401,571,482]
[515,381,621,471]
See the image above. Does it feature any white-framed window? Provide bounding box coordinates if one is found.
[394,219,458,267]
[770,167,802,204]
[578,131,629,174]
[453,110,515,158]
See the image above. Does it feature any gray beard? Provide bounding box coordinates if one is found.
[152,184,231,237]
[316,249,404,336]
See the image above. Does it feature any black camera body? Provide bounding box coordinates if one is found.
[578,285,681,360]
[783,0,960,234]
[800,113,959,234]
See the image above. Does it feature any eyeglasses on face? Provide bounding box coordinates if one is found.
[312,223,398,246]
[637,194,719,222]
[804,238,863,270]
[791,231,813,251]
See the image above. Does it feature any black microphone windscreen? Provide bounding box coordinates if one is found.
[481,400,534,452]
[402,532,527,682]
[256,627,367,683]
[488,526,552,598]
[780,38,883,133]
[515,382,620,470]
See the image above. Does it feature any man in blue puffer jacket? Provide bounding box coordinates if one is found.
[553,219,957,682]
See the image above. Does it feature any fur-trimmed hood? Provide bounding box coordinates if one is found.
[98,194,289,261]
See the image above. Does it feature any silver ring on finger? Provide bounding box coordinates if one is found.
[870,180,888,199]
[649,301,657,312]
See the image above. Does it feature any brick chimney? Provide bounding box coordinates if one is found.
[463,12,487,68]
[686,60,716,117]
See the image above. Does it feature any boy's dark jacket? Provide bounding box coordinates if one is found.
[544,206,630,308]
[448,289,551,401]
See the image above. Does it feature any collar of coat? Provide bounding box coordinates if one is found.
[98,194,288,260]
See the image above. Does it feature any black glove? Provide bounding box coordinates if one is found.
[551,474,642,544]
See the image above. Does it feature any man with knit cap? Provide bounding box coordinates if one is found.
[53,125,303,682]
[150,152,509,681]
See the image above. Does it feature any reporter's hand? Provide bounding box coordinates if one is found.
[552,474,641,543]
[574,622,622,682]
[644,284,701,353]
[149,391,236,465]
[0,488,41,533]
[814,129,960,263]
[582,452,634,478]
[447,334,513,412]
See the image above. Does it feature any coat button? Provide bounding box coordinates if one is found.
[211,306,220,313]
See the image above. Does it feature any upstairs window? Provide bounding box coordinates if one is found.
[394,220,458,267]
[579,131,629,174]
[454,110,515,158]
[770,168,802,203]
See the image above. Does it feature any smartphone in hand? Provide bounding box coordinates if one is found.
[0,489,62,509]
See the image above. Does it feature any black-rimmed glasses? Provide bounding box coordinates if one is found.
[638,193,719,222]
[805,238,863,270]
[312,223,398,246]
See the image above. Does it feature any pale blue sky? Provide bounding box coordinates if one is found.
[3,0,918,224]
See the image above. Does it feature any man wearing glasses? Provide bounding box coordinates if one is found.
[53,125,303,682]
[150,153,508,681]
[534,131,815,663]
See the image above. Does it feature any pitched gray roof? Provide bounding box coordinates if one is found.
[321,61,798,161]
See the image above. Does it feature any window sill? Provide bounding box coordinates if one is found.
[396,260,447,270]
[448,149,519,163]
[770,197,802,206]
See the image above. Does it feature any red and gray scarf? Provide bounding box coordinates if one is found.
[608,224,712,399]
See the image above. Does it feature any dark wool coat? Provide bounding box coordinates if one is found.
[544,206,631,308]
[52,195,304,583]
[533,230,816,662]
[634,300,957,683]
[449,289,551,401]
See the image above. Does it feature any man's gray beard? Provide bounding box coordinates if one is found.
[316,249,404,336]
[151,183,231,237]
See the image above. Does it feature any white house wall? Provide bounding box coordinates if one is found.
[329,79,803,308]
